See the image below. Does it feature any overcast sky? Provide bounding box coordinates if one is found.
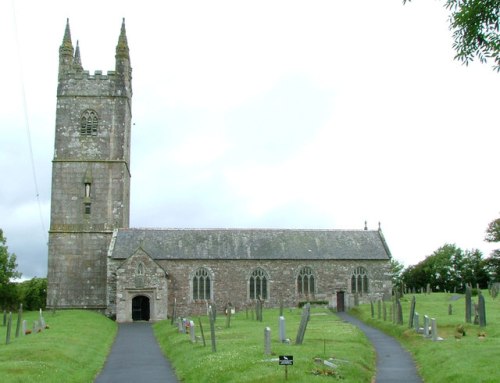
[1,0,499,279]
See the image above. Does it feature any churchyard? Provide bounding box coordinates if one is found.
[0,310,116,382]
[1,291,499,382]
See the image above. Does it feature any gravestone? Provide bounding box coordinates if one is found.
[5,312,12,344]
[382,300,387,321]
[448,304,452,315]
[426,283,431,295]
[423,315,430,338]
[279,316,286,343]
[295,303,310,345]
[408,296,416,329]
[22,320,27,336]
[377,300,381,320]
[370,300,374,319]
[264,327,271,355]
[465,285,472,323]
[15,304,23,338]
[198,317,206,347]
[396,298,403,325]
[208,306,217,352]
[478,294,486,327]
[431,318,443,341]
[189,320,196,343]
[414,312,420,333]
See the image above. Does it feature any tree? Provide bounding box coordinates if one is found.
[404,0,500,71]
[390,258,405,293]
[18,278,47,311]
[0,229,22,308]
[484,216,500,281]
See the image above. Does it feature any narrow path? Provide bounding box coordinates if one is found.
[94,322,179,383]
[337,312,422,383]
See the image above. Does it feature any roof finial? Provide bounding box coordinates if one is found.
[378,221,381,230]
[364,221,368,231]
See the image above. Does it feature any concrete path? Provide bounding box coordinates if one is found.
[337,312,422,383]
[94,322,179,383]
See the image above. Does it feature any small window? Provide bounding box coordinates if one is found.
[297,266,315,296]
[84,202,91,215]
[193,268,211,300]
[80,110,98,136]
[249,268,268,300]
[351,266,369,294]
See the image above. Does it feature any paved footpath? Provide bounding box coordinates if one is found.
[94,322,179,383]
[337,312,423,383]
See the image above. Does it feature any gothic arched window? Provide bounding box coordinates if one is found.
[80,109,98,136]
[297,266,315,296]
[192,268,211,300]
[249,268,268,300]
[351,266,369,294]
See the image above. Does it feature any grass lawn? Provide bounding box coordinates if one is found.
[154,307,375,382]
[350,291,500,383]
[0,309,117,383]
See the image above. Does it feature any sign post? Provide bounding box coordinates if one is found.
[279,355,293,380]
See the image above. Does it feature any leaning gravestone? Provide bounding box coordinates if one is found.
[478,294,486,327]
[295,303,310,345]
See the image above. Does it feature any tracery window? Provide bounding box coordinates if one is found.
[351,266,369,294]
[192,268,211,300]
[297,266,315,295]
[80,109,98,136]
[249,268,268,300]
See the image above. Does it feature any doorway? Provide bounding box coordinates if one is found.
[336,291,345,312]
[132,295,150,321]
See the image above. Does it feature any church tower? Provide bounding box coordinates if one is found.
[47,19,132,310]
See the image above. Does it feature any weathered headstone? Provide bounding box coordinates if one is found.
[478,294,486,327]
[396,298,403,325]
[264,327,271,355]
[295,303,310,345]
[426,283,431,295]
[377,300,381,320]
[15,304,23,338]
[408,296,416,329]
[431,318,442,341]
[423,315,430,338]
[22,320,27,336]
[5,312,12,344]
[370,300,374,319]
[465,285,472,323]
[198,317,206,347]
[279,316,286,343]
[208,306,216,352]
[189,320,196,343]
[448,304,453,315]
[414,312,420,333]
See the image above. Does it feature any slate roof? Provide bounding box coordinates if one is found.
[108,228,391,261]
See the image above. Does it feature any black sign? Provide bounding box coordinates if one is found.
[279,355,293,365]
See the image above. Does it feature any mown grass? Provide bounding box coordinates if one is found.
[154,307,375,382]
[0,310,117,383]
[350,291,500,383]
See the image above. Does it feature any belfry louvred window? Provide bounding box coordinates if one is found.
[80,110,98,136]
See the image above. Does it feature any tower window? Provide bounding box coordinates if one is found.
[80,110,98,136]
[84,202,91,215]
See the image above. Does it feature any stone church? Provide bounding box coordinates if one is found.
[47,20,392,322]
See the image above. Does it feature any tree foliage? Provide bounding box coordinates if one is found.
[484,216,500,280]
[0,229,22,308]
[402,243,488,292]
[404,0,500,71]
[18,278,47,311]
